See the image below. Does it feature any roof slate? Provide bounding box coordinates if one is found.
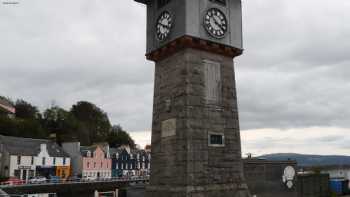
[0,135,69,157]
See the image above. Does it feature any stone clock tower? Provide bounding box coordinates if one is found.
[135,0,251,196]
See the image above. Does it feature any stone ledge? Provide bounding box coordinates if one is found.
[146,36,243,62]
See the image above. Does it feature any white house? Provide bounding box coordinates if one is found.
[0,135,71,181]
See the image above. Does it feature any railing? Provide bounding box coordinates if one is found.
[0,193,57,197]
[0,176,149,188]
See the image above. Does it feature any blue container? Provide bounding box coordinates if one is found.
[330,179,348,195]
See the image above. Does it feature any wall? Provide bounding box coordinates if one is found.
[243,159,298,197]
[9,155,36,180]
[323,169,350,180]
[297,173,330,197]
[62,142,83,176]
[82,146,111,178]
[0,151,10,177]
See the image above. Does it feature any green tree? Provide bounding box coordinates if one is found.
[11,99,47,139]
[107,125,135,149]
[15,99,41,120]
[0,116,47,139]
[0,116,18,136]
[42,106,80,144]
[71,101,111,145]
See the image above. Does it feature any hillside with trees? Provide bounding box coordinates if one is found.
[0,96,135,148]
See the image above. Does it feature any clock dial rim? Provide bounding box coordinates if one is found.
[203,8,228,39]
[156,11,173,42]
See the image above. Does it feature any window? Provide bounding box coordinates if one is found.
[101,162,103,168]
[204,60,221,104]
[157,0,171,8]
[17,156,21,165]
[63,157,66,165]
[87,162,90,168]
[14,170,20,178]
[42,157,46,165]
[209,0,226,6]
[29,170,34,178]
[53,157,56,165]
[31,156,34,165]
[209,133,225,147]
[94,162,96,168]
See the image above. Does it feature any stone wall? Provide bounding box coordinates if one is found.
[147,48,250,197]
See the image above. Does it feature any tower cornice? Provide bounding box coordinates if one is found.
[146,35,243,62]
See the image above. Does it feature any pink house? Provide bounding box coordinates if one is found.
[80,145,111,178]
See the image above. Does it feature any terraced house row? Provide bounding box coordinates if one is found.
[0,135,151,181]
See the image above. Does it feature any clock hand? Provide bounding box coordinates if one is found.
[212,17,223,32]
[159,22,170,29]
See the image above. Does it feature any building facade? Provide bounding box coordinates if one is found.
[0,98,15,118]
[0,135,71,181]
[110,147,151,178]
[80,145,111,178]
[62,142,112,179]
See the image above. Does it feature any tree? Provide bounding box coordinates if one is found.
[15,99,41,120]
[12,99,47,138]
[0,116,18,136]
[107,125,135,149]
[0,116,47,139]
[42,106,80,144]
[71,101,111,145]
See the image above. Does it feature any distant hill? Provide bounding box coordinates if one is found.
[258,153,350,167]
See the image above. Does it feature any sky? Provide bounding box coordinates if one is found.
[0,0,349,156]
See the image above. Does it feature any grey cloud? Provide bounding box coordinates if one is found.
[237,0,350,130]
[0,0,349,133]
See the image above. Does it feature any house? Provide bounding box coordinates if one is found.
[62,142,111,178]
[110,146,151,177]
[0,135,71,181]
[0,98,15,118]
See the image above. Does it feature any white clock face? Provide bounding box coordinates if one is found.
[156,11,173,41]
[204,8,228,39]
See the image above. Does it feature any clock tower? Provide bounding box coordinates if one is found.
[135,0,251,197]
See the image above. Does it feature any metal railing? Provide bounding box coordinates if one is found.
[0,176,149,188]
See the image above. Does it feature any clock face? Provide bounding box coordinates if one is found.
[156,11,173,41]
[204,8,228,39]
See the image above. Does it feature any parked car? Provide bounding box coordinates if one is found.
[48,175,60,183]
[29,176,47,184]
[0,177,25,185]
[82,176,96,182]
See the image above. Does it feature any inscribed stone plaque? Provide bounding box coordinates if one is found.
[161,118,176,138]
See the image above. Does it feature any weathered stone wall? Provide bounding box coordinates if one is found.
[147,48,250,197]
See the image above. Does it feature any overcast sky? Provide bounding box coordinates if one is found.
[0,0,349,156]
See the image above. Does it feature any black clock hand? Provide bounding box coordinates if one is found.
[160,23,170,29]
[212,17,223,32]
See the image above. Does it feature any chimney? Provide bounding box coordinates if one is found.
[40,144,47,152]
